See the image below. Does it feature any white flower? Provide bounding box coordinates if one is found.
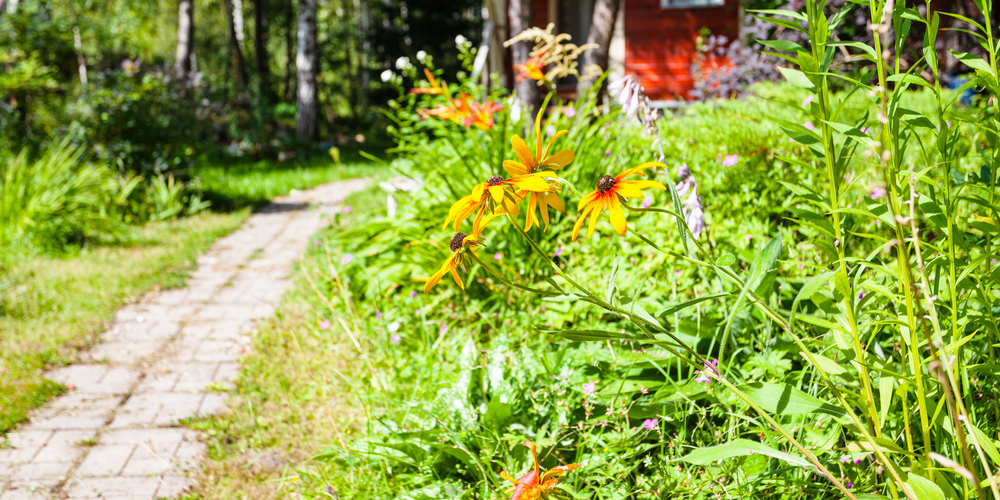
[380,69,394,83]
[609,76,643,118]
[388,321,400,333]
[395,56,411,70]
[416,50,427,62]
[509,98,522,122]
[455,34,468,45]
[683,186,705,239]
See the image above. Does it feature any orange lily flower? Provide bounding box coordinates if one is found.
[515,51,547,83]
[573,162,666,240]
[500,442,581,500]
[409,68,444,95]
[442,172,555,231]
[503,109,575,231]
[424,212,498,292]
[419,93,472,125]
[463,100,505,130]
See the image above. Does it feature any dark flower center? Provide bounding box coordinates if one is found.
[450,232,467,252]
[597,175,616,194]
[486,175,505,185]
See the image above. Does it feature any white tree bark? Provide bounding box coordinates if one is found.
[296,0,318,140]
[175,0,194,81]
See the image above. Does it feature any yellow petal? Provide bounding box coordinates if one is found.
[543,149,575,170]
[489,185,505,203]
[542,130,569,160]
[503,160,530,177]
[577,190,599,210]
[608,196,627,236]
[572,205,593,241]
[619,179,666,191]
[450,262,464,289]
[612,182,645,199]
[534,108,544,160]
[587,199,604,239]
[511,135,535,168]
[424,251,458,293]
[524,193,537,231]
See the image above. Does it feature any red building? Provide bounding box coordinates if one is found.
[524,0,741,101]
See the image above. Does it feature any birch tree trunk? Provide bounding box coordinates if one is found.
[296,0,318,140]
[508,0,539,121]
[223,0,248,95]
[577,0,620,95]
[175,0,194,81]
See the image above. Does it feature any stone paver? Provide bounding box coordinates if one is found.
[0,179,370,499]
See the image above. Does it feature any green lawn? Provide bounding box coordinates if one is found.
[0,157,377,434]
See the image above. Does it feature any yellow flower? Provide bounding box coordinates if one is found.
[424,212,497,292]
[573,162,666,240]
[502,110,575,231]
[442,172,555,231]
[500,441,581,500]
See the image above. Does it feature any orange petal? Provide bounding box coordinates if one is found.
[542,130,569,160]
[511,135,535,168]
[450,261,464,289]
[619,179,666,191]
[507,174,551,193]
[546,192,565,213]
[504,160,531,177]
[543,149,574,170]
[537,192,550,229]
[533,108,544,160]
[608,196,628,236]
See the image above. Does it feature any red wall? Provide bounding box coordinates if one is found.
[625,0,740,100]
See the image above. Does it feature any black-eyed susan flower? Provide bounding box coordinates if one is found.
[502,110,575,231]
[442,172,554,231]
[573,162,666,240]
[424,213,497,293]
[500,442,581,500]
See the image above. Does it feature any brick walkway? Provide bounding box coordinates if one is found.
[0,178,370,500]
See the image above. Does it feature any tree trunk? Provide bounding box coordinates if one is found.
[283,0,294,101]
[358,0,370,114]
[508,0,539,121]
[296,0,318,140]
[223,0,248,96]
[175,0,194,81]
[577,0,620,95]
[254,0,273,104]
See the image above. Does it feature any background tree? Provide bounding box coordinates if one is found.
[223,0,248,97]
[296,0,317,140]
[577,0,620,95]
[175,0,194,81]
[507,0,538,120]
[253,0,273,104]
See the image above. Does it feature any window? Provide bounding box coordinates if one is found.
[660,0,724,8]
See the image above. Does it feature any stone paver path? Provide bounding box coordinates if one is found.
[0,178,370,499]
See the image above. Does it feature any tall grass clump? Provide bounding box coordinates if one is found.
[0,140,123,255]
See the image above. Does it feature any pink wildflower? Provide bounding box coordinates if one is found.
[722,154,738,167]
[341,254,353,265]
[319,319,331,330]
[641,418,659,430]
[870,187,886,199]
[583,381,597,396]
[804,122,815,131]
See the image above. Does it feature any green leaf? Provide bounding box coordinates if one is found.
[758,39,805,53]
[951,51,996,77]
[878,376,894,430]
[677,439,812,468]
[656,292,732,317]
[903,473,946,500]
[739,382,847,418]
[539,328,644,342]
[777,66,816,91]
[716,254,736,267]
[542,294,584,302]
[606,254,620,304]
